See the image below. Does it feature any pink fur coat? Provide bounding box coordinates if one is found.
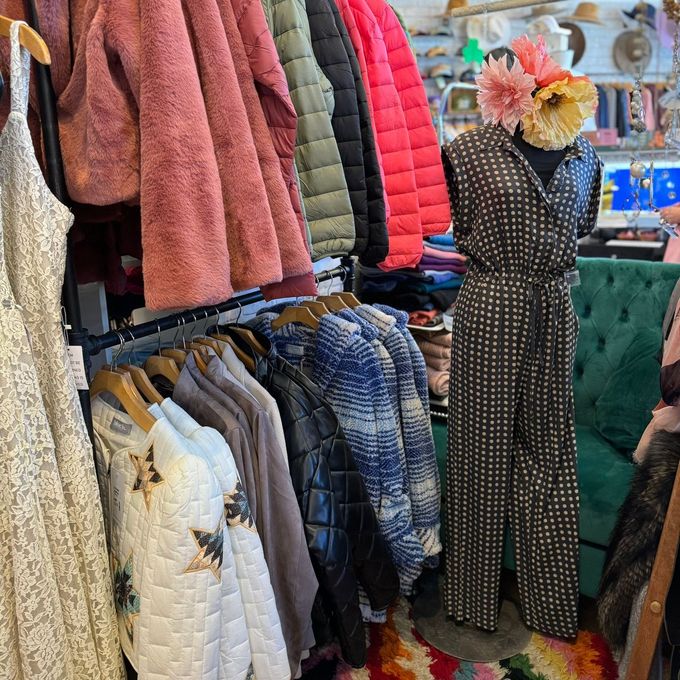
[1,0,315,309]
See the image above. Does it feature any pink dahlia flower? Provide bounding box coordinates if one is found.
[476,54,536,134]
[511,34,571,88]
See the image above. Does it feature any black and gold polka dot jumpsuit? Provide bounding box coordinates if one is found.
[441,124,603,639]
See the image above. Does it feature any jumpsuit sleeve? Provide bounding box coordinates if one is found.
[577,157,604,238]
[441,144,473,248]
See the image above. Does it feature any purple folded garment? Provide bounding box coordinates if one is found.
[420,254,467,267]
[422,270,461,283]
[418,263,468,273]
[423,245,467,261]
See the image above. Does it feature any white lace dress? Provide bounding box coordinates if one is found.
[0,22,124,679]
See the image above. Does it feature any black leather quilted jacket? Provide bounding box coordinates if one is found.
[222,326,399,667]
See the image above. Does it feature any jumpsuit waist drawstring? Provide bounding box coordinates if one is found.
[466,266,577,362]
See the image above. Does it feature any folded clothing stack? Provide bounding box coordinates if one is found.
[414,331,451,398]
[360,235,467,315]
[419,244,468,275]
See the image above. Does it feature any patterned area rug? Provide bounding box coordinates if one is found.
[301,599,619,680]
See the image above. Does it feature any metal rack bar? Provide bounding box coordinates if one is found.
[85,264,351,357]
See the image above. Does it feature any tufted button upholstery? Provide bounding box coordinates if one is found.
[572,258,680,428]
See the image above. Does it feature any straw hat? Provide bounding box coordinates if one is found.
[562,2,604,25]
[507,2,566,20]
[447,0,468,13]
[529,3,569,18]
[613,30,652,75]
[559,21,586,65]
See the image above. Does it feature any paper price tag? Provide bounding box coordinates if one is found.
[67,345,89,390]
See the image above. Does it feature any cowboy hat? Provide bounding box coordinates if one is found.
[613,30,653,75]
[562,2,605,25]
[622,2,656,28]
[559,21,586,66]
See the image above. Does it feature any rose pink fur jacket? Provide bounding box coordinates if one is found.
[0,0,315,309]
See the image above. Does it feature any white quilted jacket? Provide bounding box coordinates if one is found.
[155,399,291,680]
[92,398,234,679]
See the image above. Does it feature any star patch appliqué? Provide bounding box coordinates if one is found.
[224,480,256,533]
[113,553,140,644]
[185,520,224,582]
[129,446,164,511]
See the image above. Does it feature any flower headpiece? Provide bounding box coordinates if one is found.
[475,35,598,151]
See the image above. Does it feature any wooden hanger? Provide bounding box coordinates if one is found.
[0,17,51,64]
[337,292,361,309]
[211,331,256,372]
[118,364,163,405]
[229,326,269,356]
[160,347,187,367]
[317,295,349,312]
[90,366,157,432]
[144,355,180,385]
[186,342,210,373]
[271,305,320,331]
[300,300,330,319]
[195,336,222,355]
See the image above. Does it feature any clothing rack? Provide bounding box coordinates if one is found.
[86,261,354,358]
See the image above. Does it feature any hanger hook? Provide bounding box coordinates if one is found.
[112,330,126,369]
[171,317,182,349]
[235,299,243,325]
[189,311,199,342]
[156,320,163,356]
[126,327,138,365]
[181,314,188,350]
[201,309,210,338]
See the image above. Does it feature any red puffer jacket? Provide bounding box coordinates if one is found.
[368,0,450,235]
[339,0,424,270]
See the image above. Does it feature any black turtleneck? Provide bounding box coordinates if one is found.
[512,129,567,190]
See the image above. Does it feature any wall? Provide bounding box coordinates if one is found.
[393,0,673,88]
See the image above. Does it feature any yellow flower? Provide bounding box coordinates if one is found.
[521,78,598,151]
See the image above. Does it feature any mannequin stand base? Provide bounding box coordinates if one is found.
[413,590,532,662]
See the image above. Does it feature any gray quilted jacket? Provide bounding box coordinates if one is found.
[262,0,356,258]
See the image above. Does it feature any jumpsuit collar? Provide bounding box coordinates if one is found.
[481,125,585,215]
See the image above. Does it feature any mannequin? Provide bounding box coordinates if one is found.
[512,128,566,188]
[417,37,603,661]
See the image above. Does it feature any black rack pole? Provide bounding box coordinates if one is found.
[85,264,350,356]
[340,256,355,293]
[24,0,95,436]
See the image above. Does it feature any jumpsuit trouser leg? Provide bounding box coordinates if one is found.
[512,281,579,639]
[445,274,579,638]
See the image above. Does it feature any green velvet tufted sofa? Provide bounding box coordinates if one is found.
[431,257,680,599]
